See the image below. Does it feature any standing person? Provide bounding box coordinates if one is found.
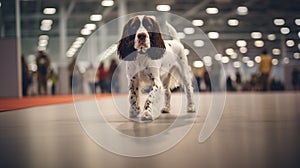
[50,69,58,95]
[84,64,98,94]
[193,66,204,92]
[97,63,108,93]
[107,59,119,93]
[36,51,50,95]
[258,49,273,91]
[203,69,211,91]
[235,71,242,91]
[68,56,77,93]
[21,56,31,96]
[291,67,300,90]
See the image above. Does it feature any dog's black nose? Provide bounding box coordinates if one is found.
[137,33,147,40]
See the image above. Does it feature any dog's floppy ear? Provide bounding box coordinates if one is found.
[146,17,166,60]
[117,18,139,61]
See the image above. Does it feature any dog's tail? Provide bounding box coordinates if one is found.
[166,21,180,41]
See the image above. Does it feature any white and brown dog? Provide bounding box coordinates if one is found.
[117,15,195,121]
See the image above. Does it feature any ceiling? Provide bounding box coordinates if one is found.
[1,0,300,64]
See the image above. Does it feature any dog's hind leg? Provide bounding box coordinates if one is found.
[129,76,140,118]
[162,73,172,113]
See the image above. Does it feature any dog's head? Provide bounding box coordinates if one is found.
[117,15,166,61]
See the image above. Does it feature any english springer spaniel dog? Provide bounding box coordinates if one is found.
[117,15,195,121]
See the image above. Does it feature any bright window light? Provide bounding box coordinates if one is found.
[183,27,195,34]
[156,5,171,11]
[90,14,102,21]
[254,40,264,48]
[193,60,204,68]
[81,28,92,35]
[236,40,247,47]
[251,32,262,39]
[280,27,290,34]
[273,18,285,26]
[286,40,295,47]
[227,19,239,26]
[193,40,205,47]
[101,0,114,7]
[84,23,97,30]
[272,48,281,55]
[206,7,219,14]
[192,19,204,26]
[43,8,56,15]
[272,58,278,65]
[267,34,276,41]
[208,32,219,39]
[237,6,248,15]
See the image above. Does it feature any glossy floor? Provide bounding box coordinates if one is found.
[0,92,299,168]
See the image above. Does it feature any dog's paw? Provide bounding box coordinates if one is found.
[129,106,140,118]
[141,111,153,121]
[187,103,195,113]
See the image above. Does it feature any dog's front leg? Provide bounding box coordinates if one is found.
[129,76,140,118]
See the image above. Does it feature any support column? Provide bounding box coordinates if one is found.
[16,0,22,97]
[118,0,128,93]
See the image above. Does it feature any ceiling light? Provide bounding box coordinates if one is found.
[221,56,230,64]
[41,19,53,26]
[273,18,285,26]
[76,37,85,43]
[193,60,204,68]
[38,46,46,51]
[237,6,248,15]
[192,19,204,27]
[247,60,254,67]
[225,48,235,55]
[298,43,300,50]
[272,58,278,65]
[251,32,262,39]
[40,25,51,31]
[267,34,276,41]
[233,61,241,68]
[183,27,195,34]
[206,7,219,14]
[230,52,238,59]
[39,35,49,41]
[214,54,222,61]
[236,40,247,47]
[286,40,295,47]
[239,47,247,54]
[242,56,249,63]
[193,40,205,47]
[38,39,48,47]
[272,48,281,55]
[227,19,239,26]
[177,32,186,39]
[293,52,300,59]
[84,23,97,30]
[295,19,300,26]
[184,49,190,55]
[156,5,171,11]
[101,0,114,7]
[43,8,56,15]
[81,28,91,35]
[298,32,300,38]
[280,27,290,34]
[254,40,264,47]
[255,56,261,63]
[283,57,290,64]
[90,14,102,21]
[208,32,219,39]
[203,56,212,65]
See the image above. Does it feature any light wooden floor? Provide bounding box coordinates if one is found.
[0,92,299,168]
